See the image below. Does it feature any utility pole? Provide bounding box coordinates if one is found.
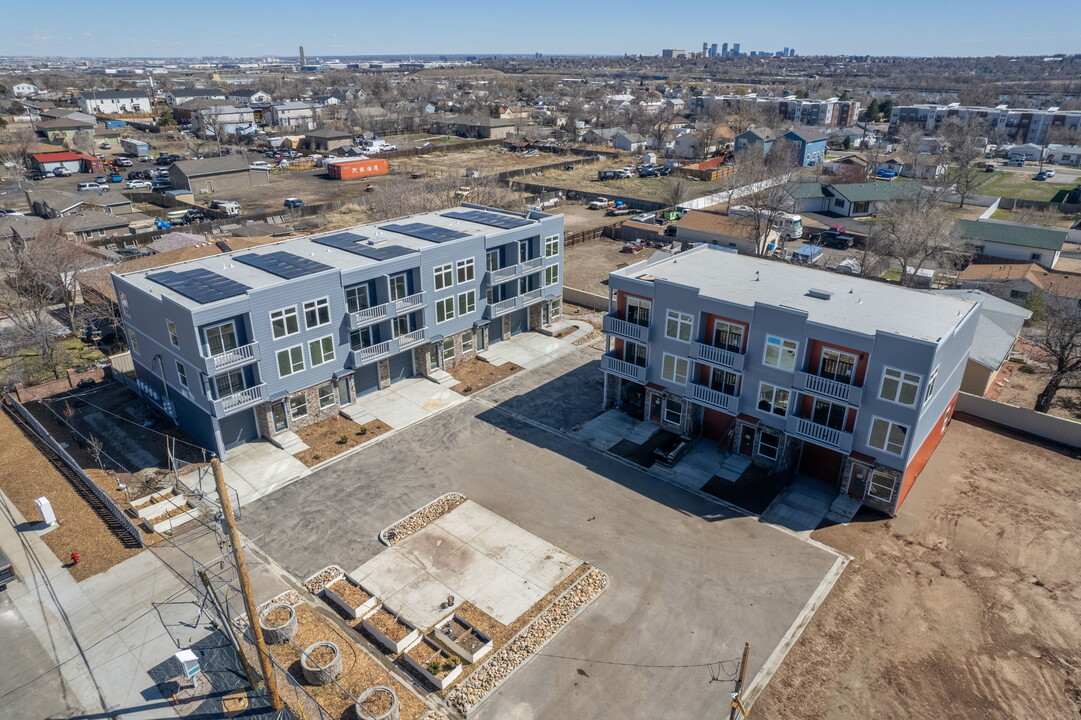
[212,458,282,710]
[198,569,260,690]
[729,642,750,720]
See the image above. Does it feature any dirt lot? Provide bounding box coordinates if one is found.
[751,417,1081,719]
[390,146,563,180]
[551,203,624,234]
[563,237,661,295]
[985,339,1081,421]
[532,159,708,204]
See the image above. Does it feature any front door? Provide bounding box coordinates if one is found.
[849,464,870,499]
[739,426,756,456]
[541,301,551,326]
[335,377,352,406]
[649,393,664,422]
[271,402,288,432]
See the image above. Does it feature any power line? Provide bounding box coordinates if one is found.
[535,652,739,671]
[41,390,208,453]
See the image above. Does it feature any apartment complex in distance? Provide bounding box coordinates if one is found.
[111,205,564,457]
[694,95,861,128]
[888,103,1081,145]
[600,246,979,515]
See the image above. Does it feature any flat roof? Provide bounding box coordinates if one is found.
[614,246,977,342]
[116,205,546,309]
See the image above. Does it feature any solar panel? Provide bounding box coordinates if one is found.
[310,232,418,261]
[234,251,333,279]
[147,268,250,304]
[380,222,470,243]
[441,209,532,229]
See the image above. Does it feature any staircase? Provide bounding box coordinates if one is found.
[825,494,863,524]
[715,454,753,482]
[267,430,309,455]
[428,370,459,387]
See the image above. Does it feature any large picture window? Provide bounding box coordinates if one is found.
[626,296,651,326]
[544,235,560,257]
[456,258,475,283]
[661,353,689,385]
[869,417,908,455]
[820,348,857,384]
[665,310,693,342]
[712,320,743,353]
[434,263,453,291]
[880,367,921,406]
[308,336,335,366]
[276,346,304,377]
[867,470,898,504]
[758,383,790,416]
[303,298,331,329]
[270,307,299,339]
[763,335,799,372]
[436,297,455,323]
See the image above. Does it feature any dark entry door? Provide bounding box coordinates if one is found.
[739,426,756,456]
[649,393,663,422]
[849,464,870,499]
[271,402,288,432]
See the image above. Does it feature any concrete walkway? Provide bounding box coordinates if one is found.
[571,408,653,450]
[480,321,591,370]
[760,475,839,536]
[342,376,467,430]
[218,440,311,507]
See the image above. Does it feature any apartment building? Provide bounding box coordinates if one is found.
[888,104,1081,145]
[600,246,979,515]
[111,205,564,458]
[694,95,861,128]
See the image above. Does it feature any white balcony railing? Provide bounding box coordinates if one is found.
[396,328,426,349]
[796,371,862,405]
[600,354,647,383]
[690,342,744,371]
[350,303,389,327]
[520,288,544,305]
[688,382,739,414]
[202,341,259,373]
[392,292,425,315]
[787,416,854,453]
[602,314,650,342]
[489,297,517,316]
[487,265,518,282]
[354,339,393,364]
[212,383,265,415]
[519,257,544,272]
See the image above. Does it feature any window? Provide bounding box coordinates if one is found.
[308,336,335,366]
[129,331,140,353]
[664,398,683,425]
[166,320,179,347]
[457,290,476,316]
[436,297,455,323]
[758,383,790,416]
[391,315,415,338]
[712,320,743,353]
[1009,290,1029,300]
[763,336,799,372]
[442,338,456,362]
[176,362,188,388]
[757,432,781,461]
[350,327,373,350]
[544,265,559,286]
[709,368,739,396]
[867,470,898,504]
[289,395,308,420]
[271,307,299,339]
[925,368,939,402]
[626,296,651,326]
[811,398,847,430]
[879,367,921,406]
[388,273,409,301]
[215,370,244,398]
[665,310,693,342]
[661,353,689,384]
[624,341,648,367]
[456,258,475,283]
[519,239,532,261]
[317,384,335,409]
[276,345,304,377]
[461,332,474,353]
[486,249,500,272]
[346,285,370,313]
[1030,252,1043,262]
[434,263,454,290]
[303,298,330,329]
[544,235,560,257]
[120,293,129,316]
[820,348,857,384]
[869,417,908,455]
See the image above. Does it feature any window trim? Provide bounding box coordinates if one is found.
[665,309,694,343]
[661,352,689,385]
[317,384,335,409]
[925,367,939,403]
[436,296,455,323]
[868,415,909,456]
[434,263,454,291]
[166,319,179,347]
[712,319,744,353]
[461,331,474,353]
[302,297,331,330]
[624,340,648,367]
[457,289,476,316]
[175,361,188,388]
[544,234,560,257]
[866,470,898,504]
[270,306,300,339]
[757,381,790,417]
[544,264,559,287]
[288,394,308,420]
[819,346,858,384]
[763,335,800,372]
[456,258,475,284]
[345,284,370,313]
[756,431,781,461]
[878,366,922,407]
[276,344,305,378]
[308,335,335,367]
[663,397,683,425]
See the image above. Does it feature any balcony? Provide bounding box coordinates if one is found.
[487,297,517,317]
[520,257,544,273]
[520,288,544,305]
[486,258,545,284]
[212,383,266,416]
[688,382,739,415]
[392,292,426,315]
[602,314,650,342]
[600,354,647,383]
[794,371,862,405]
[353,339,393,365]
[201,341,259,374]
[690,342,744,372]
[396,327,426,350]
[786,416,854,453]
[348,292,426,330]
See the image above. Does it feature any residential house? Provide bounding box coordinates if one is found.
[826,155,870,178]
[191,105,258,138]
[934,289,1031,396]
[671,211,781,255]
[600,245,979,515]
[1047,144,1081,166]
[172,99,227,125]
[76,89,150,115]
[613,132,649,152]
[267,102,320,130]
[165,89,226,108]
[781,128,829,166]
[302,127,357,152]
[877,155,947,179]
[26,189,134,218]
[959,262,1081,306]
[51,210,151,242]
[110,204,564,457]
[1007,144,1047,162]
[12,82,39,97]
[580,127,625,146]
[821,182,920,217]
[431,115,516,140]
[228,89,272,105]
[733,127,775,158]
[36,117,96,145]
[169,155,271,194]
[957,219,1066,269]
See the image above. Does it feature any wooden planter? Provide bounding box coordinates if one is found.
[434,613,493,664]
[360,605,419,654]
[141,506,202,534]
[259,604,297,645]
[400,636,462,690]
[354,685,399,720]
[300,641,341,686]
[131,494,187,521]
[325,577,379,619]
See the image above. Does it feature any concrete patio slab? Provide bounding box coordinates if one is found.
[342,377,466,430]
[351,551,426,599]
[760,476,839,536]
[626,419,661,444]
[480,329,579,370]
[431,499,501,543]
[392,524,465,572]
[221,440,311,506]
[570,408,641,450]
[385,573,459,627]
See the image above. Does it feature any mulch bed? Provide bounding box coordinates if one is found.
[146,503,193,526]
[264,606,292,626]
[131,489,178,510]
[450,358,523,395]
[294,415,392,467]
[367,607,410,641]
[328,578,372,608]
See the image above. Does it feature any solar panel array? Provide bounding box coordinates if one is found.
[441,209,533,229]
[311,232,418,261]
[147,268,250,304]
[234,251,333,279]
[380,222,470,243]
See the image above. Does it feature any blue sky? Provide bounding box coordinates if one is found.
[2,0,1078,58]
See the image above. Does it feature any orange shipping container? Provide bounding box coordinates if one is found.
[326,158,389,180]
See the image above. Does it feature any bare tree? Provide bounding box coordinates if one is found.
[723,148,799,256]
[663,178,690,207]
[1025,297,1081,414]
[941,118,986,207]
[0,125,39,188]
[71,129,95,155]
[876,199,970,286]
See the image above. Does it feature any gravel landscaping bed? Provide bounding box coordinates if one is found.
[303,565,345,595]
[381,493,466,546]
[449,358,522,395]
[445,567,609,715]
[295,416,392,467]
[258,589,304,610]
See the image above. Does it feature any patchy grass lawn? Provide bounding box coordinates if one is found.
[449,358,522,395]
[971,172,1075,202]
[990,207,1077,228]
[294,415,392,467]
[0,336,104,386]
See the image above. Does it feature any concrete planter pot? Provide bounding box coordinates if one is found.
[434,613,493,664]
[325,578,379,619]
[361,605,420,654]
[400,636,462,690]
[259,604,298,645]
[300,641,342,686]
[141,506,202,534]
[354,685,399,720]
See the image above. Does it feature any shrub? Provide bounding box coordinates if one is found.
[356,427,368,436]
[463,385,473,393]
[336,434,349,445]
[427,660,443,676]
[443,655,460,670]
[1018,365,1035,374]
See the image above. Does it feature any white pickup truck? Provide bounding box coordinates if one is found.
[588,197,610,210]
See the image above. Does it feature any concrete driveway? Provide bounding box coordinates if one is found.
[240,346,844,719]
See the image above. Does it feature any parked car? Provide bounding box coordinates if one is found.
[813,227,857,249]
[115,247,142,256]
[27,170,53,180]
[587,197,610,210]
[126,179,152,189]
[249,161,273,171]
[875,169,897,180]
[1005,158,1025,167]
[77,182,108,192]
[52,167,72,177]
[107,173,123,183]
[1035,171,1048,181]
[114,157,133,167]
[183,210,210,224]
[283,197,307,208]
[127,170,151,180]
[0,209,24,216]
[0,546,15,591]
[99,142,112,149]
[94,175,107,183]
[1044,168,1056,177]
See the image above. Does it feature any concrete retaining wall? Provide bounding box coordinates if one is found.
[955,392,1081,448]
[563,286,608,311]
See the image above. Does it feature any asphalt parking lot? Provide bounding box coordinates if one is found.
[240,347,844,719]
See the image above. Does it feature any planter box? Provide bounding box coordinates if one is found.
[132,494,187,521]
[142,506,202,534]
[324,578,379,619]
[434,613,493,664]
[400,636,463,690]
[128,489,179,515]
[361,605,420,654]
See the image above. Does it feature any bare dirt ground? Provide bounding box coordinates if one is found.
[751,417,1081,720]
[564,237,661,295]
[551,203,623,234]
[391,146,562,181]
[987,349,1081,421]
[532,159,707,204]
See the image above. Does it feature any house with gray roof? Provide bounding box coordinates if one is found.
[934,289,1031,396]
[165,88,226,108]
[169,155,270,194]
[957,219,1067,269]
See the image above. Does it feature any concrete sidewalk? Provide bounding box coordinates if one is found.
[760,475,839,536]
[343,376,466,430]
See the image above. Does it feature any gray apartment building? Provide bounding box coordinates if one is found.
[600,246,979,515]
[888,104,1081,145]
[111,205,564,457]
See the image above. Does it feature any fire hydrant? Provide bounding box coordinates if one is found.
[70,552,80,566]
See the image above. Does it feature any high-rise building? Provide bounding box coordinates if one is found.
[702,42,709,57]
[298,46,306,66]
[710,43,718,57]
[721,43,728,57]
[789,48,796,57]
[732,43,741,56]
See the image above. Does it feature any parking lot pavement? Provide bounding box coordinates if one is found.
[240,347,844,719]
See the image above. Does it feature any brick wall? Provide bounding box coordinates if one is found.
[13,367,108,403]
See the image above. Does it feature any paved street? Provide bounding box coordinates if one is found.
[241,346,845,719]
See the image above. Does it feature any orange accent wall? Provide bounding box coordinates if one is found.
[807,340,869,386]
[896,393,957,510]
[702,407,736,440]
[615,290,651,317]
[702,314,749,352]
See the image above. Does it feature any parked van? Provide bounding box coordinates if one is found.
[1005,158,1025,167]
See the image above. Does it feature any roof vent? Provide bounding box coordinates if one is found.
[807,288,832,300]
[366,236,386,245]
